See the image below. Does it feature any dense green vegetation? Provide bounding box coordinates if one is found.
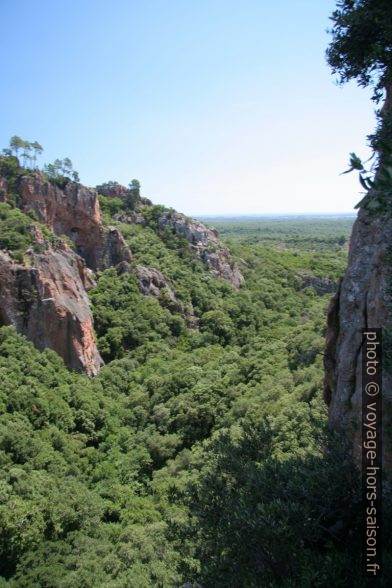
[2,0,392,580]
[2,136,79,187]
[0,203,36,262]
[0,199,57,263]
[2,165,390,585]
[327,0,392,104]
[199,216,354,253]
[327,0,392,210]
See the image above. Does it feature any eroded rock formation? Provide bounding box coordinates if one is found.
[157,211,244,288]
[18,172,131,269]
[0,240,102,376]
[0,172,242,374]
[298,273,337,296]
[0,177,7,202]
[324,207,392,472]
[134,264,183,311]
[97,181,244,287]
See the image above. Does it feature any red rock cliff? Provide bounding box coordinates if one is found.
[0,171,126,375]
[0,241,102,376]
[0,170,243,375]
[18,172,131,270]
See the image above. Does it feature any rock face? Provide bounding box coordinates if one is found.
[98,182,243,287]
[0,242,102,376]
[134,265,183,311]
[18,172,131,270]
[96,181,152,208]
[157,212,244,288]
[0,173,242,374]
[99,226,132,269]
[97,182,129,199]
[0,177,7,202]
[114,210,146,226]
[324,207,392,472]
[299,274,337,296]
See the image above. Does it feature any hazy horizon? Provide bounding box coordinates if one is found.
[196,211,357,218]
[1,0,375,215]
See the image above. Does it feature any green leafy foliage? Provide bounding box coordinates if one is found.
[205,216,353,254]
[177,422,362,587]
[0,130,388,586]
[326,0,392,102]
[90,269,183,361]
[0,203,35,262]
[42,158,79,187]
[0,327,183,586]
[327,1,392,209]
[98,194,125,219]
[1,138,80,189]
[3,136,43,169]
[2,206,385,586]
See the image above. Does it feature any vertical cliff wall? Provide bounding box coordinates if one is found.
[0,169,243,375]
[18,172,132,270]
[0,244,102,376]
[324,206,392,472]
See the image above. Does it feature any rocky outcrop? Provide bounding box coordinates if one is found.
[97,182,243,287]
[324,207,392,472]
[99,226,132,268]
[298,274,337,296]
[113,210,146,226]
[96,181,152,208]
[0,172,131,375]
[0,177,7,202]
[117,262,198,325]
[0,171,242,374]
[157,212,244,288]
[18,172,131,270]
[134,265,183,311]
[0,240,102,376]
[97,182,129,199]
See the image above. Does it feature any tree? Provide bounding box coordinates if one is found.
[129,179,140,197]
[62,157,73,176]
[53,159,63,176]
[30,141,43,168]
[9,136,24,157]
[42,157,80,186]
[127,179,141,209]
[178,423,362,587]
[327,1,392,206]
[21,141,32,168]
[326,0,392,103]
[5,137,42,168]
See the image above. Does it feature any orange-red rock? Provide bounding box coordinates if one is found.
[19,172,131,269]
[0,244,102,375]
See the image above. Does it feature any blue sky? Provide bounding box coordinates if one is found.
[0,0,376,214]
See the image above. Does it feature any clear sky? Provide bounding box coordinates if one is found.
[0,0,377,215]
